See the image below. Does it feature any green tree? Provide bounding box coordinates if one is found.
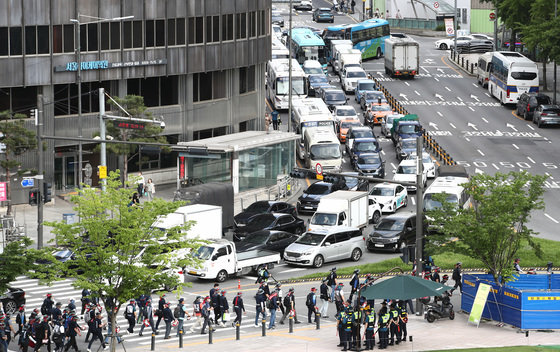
[103,95,168,184]
[45,171,203,351]
[497,0,532,51]
[425,171,547,285]
[0,110,37,215]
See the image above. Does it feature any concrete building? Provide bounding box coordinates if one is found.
[0,0,271,203]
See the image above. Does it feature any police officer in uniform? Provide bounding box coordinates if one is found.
[350,306,362,349]
[388,301,399,345]
[336,309,345,348]
[363,308,376,350]
[378,302,389,349]
[397,300,408,343]
[341,307,353,351]
[125,299,136,334]
[348,269,360,303]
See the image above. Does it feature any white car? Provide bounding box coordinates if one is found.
[369,182,408,213]
[272,25,284,40]
[381,113,404,137]
[302,59,324,76]
[407,152,437,178]
[393,159,427,192]
[332,105,359,123]
[341,67,368,94]
[434,36,475,50]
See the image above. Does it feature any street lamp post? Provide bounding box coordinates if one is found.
[288,0,293,133]
[453,0,457,57]
[69,14,133,189]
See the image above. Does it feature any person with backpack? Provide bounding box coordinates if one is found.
[209,284,221,328]
[218,291,229,327]
[378,303,390,349]
[86,312,106,352]
[80,289,91,316]
[155,294,166,331]
[175,298,191,336]
[326,267,338,301]
[124,299,136,334]
[200,296,213,335]
[254,288,267,327]
[389,302,400,345]
[83,303,97,343]
[231,292,245,327]
[41,293,54,318]
[319,279,330,318]
[267,290,278,329]
[139,299,156,336]
[334,283,346,315]
[3,314,14,350]
[340,307,354,351]
[51,318,65,352]
[162,303,173,339]
[15,306,26,338]
[279,288,300,325]
[63,314,81,352]
[348,269,360,303]
[190,297,204,333]
[136,294,148,324]
[397,300,408,343]
[306,288,318,324]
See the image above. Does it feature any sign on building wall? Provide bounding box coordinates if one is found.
[54,59,167,72]
[0,182,7,201]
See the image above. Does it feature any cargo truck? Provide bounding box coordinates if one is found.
[384,34,419,78]
[390,114,422,145]
[152,204,223,240]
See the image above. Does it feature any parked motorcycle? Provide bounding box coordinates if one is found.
[425,289,455,323]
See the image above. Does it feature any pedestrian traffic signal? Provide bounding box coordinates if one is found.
[28,189,39,205]
[43,182,52,203]
[400,246,415,264]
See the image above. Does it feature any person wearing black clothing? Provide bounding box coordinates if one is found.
[397,300,408,342]
[64,316,81,352]
[15,306,25,338]
[306,288,318,324]
[218,291,229,327]
[51,302,62,323]
[137,294,148,324]
[451,262,463,294]
[41,294,55,317]
[210,284,221,326]
[67,299,76,312]
[155,295,166,330]
[363,308,376,350]
[139,299,156,336]
[87,312,106,351]
[268,292,279,329]
[162,303,174,339]
[275,284,285,317]
[80,289,91,316]
[84,303,97,343]
[432,267,441,283]
[3,314,13,349]
[124,299,136,334]
[254,289,267,327]
[319,280,330,318]
[279,288,301,324]
[326,267,338,301]
[348,269,360,303]
[232,292,245,326]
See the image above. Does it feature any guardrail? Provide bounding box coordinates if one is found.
[238,175,299,211]
[450,50,478,75]
[373,79,456,166]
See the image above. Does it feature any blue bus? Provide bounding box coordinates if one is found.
[344,19,390,60]
[322,24,350,63]
[288,28,328,69]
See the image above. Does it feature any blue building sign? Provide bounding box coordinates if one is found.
[54,58,167,72]
[65,60,109,71]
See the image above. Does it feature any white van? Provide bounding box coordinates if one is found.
[304,129,342,172]
[476,52,493,88]
[423,176,471,212]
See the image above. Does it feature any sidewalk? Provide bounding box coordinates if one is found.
[123,307,560,351]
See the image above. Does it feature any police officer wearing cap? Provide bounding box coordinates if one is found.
[176,298,191,336]
[363,307,376,350]
[232,292,245,326]
[451,262,463,294]
[334,282,345,314]
[279,288,300,324]
[254,287,267,327]
[377,302,390,349]
[388,301,399,345]
[155,294,166,330]
[341,306,354,351]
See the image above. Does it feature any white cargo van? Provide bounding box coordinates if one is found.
[476,52,493,88]
[152,204,223,240]
[423,176,471,212]
[384,34,419,77]
[304,129,342,172]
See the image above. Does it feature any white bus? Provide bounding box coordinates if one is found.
[291,98,337,159]
[271,38,290,60]
[488,51,539,105]
[266,58,307,110]
[423,176,471,213]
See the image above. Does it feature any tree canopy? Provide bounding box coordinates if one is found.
[425,171,547,285]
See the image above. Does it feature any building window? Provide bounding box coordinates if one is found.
[10,27,22,55]
[133,20,143,48]
[222,14,233,41]
[87,23,98,51]
[206,16,220,43]
[101,23,110,50]
[193,71,228,102]
[156,19,165,46]
[176,18,185,45]
[126,77,178,107]
[193,126,228,141]
[236,13,246,39]
[146,19,165,47]
[110,22,120,49]
[249,12,256,38]
[160,76,178,105]
[146,20,155,47]
[123,21,132,48]
[196,17,204,43]
[37,26,49,54]
[63,24,74,53]
[25,26,36,55]
[206,16,213,43]
[198,72,212,101]
[142,77,160,106]
[53,82,116,116]
[167,19,176,46]
[0,28,7,56]
[239,66,256,94]
[0,86,38,117]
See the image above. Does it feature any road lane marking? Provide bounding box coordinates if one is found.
[441,55,464,76]
[282,268,307,273]
[472,83,478,87]
[411,197,416,205]
[405,81,410,86]
[527,125,534,130]
[545,214,559,224]
[493,163,499,170]
[415,90,421,96]
[527,157,535,164]
[437,111,443,117]
[449,123,456,129]
[434,77,439,82]
[445,86,451,91]
[421,67,429,73]
[468,106,475,111]
[485,93,491,97]
[482,117,489,123]
[465,137,470,142]
[477,149,485,156]
[512,144,519,150]
[390,163,396,169]
[457,97,463,101]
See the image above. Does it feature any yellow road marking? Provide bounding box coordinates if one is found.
[511,110,524,121]
[440,55,464,77]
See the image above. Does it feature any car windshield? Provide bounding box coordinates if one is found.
[355,141,378,152]
[311,213,338,225]
[193,246,214,260]
[247,214,275,228]
[365,92,385,100]
[371,105,392,111]
[376,218,406,231]
[385,116,394,124]
[543,108,560,115]
[341,120,362,129]
[245,232,270,244]
[337,108,356,116]
[306,67,324,75]
[371,187,394,197]
[295,232,325,245]
[326,92,346,101]
[358,83,375,91]
[397,165,416,174]
[347,71,367,78]
[401,140,416,149]
[306,183,331,195]
[511,72,537,80]
[424,193,459,211]
[400,125,421,134]
[309,75,328,83]
[343,175,359,188]
[358,154,381,164]
[245,201,270,213]
[310,143,342,160]
[277,77,306,95]
[351,130,374,139]
[319,9,331,13]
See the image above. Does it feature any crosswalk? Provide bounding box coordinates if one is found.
[7,275,336,349]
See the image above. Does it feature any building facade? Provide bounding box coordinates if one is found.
[0,0,271,203]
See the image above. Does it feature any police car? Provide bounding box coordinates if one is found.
[368,182,408,213]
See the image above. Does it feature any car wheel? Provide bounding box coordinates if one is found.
[351,248,362,262]
[524,111,530,121]
[313,255,324,268]
[3,299,18,315]
[330,19,334,23]
[439,43,448,50]
[426,310,436,323]
[376,47,382,59]
[532,114,537,124]
[372,211,381,225]
[216,270,228,282]
[393,202,397,211]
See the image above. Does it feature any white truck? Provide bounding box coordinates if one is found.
[384,34,419,78]
[152,204,222,240]
[308,190,382,231]
[337,49,363,77]
[186,239,281,282]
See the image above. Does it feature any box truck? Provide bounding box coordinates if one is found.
[384,34,419,78]
[152,204,222,240]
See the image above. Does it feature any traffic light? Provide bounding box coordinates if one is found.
[400,246,415,264]
[323,174,341,184]
[28,189,39,205]
[43,182,52,203]
[290,168,310,179]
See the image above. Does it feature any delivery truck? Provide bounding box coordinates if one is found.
[384,34,419,78]
[308,190,382,231]
[186,239,281,282]
[152,204,222,240]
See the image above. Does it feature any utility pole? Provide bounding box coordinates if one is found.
[414,136,424,314]
[554,0,557,104]
[99,88,107,192]
[70,18,83,189]
[493,7,498,51]
[453,0,457,56]
[36,95,44,249]
[288,0,293,133]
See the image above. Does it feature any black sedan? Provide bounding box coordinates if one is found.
[1,287,26,314]
[354,152,385,178]
[320,88,348,111]
[233,213,305,242]
[234,200,297,227]
[236,230,299,256]
[341,172,369,191]
[367,213,417,252]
